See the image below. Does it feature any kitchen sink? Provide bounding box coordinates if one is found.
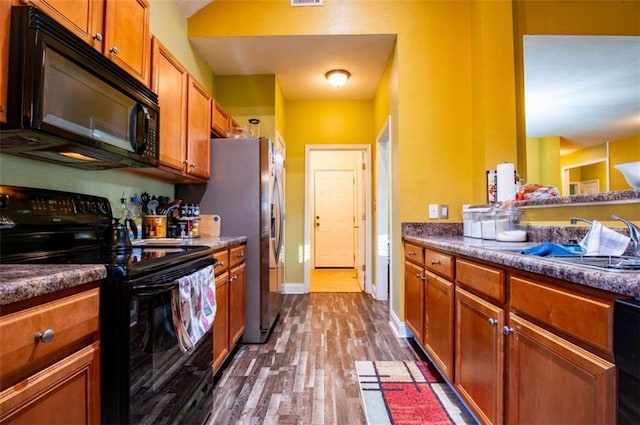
[543,255,640,272]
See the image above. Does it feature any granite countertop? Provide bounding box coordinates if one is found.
[0,235,248,307]
[404,235,640,299]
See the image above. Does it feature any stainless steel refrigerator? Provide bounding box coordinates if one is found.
[177,137,285,343]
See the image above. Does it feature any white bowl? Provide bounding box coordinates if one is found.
[615,161,640,189]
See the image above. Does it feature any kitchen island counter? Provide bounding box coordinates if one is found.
[404,235,640,299]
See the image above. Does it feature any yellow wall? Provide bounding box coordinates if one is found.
[526,135,561,188]
[188,0,518,317]
[610,135,640,191]
[149,0,213,92]
[284,101,374,283]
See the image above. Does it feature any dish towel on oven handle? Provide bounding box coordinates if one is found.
[170,265,216,353]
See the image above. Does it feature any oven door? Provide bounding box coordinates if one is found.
[101,256,215,425]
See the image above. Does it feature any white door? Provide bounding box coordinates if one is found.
[314,170,355,267]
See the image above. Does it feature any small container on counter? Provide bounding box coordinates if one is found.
[495,207,526,241]
[464,206,491,238]
[481,207,498,240]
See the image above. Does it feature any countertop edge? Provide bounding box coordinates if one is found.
[404,235,640,299]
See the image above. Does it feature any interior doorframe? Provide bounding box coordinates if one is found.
[304,144,372,294]
[374,117,391,301]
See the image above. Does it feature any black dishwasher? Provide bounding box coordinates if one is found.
[614,298,640,424]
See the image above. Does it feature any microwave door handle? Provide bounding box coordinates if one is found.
[130,103,149,154]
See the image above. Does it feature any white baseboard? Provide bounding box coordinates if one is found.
[283,282,306,294]
[389,308,412,339]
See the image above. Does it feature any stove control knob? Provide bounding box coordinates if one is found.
[35,329,55,344]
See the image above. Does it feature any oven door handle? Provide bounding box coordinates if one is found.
[132,281,177,297]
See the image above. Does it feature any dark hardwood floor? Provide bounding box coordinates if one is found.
[204,293,422,424]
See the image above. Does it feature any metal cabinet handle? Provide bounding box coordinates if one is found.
[237,252,244,258]
[503,326,514,335]
[109,46,119,55]
[488,318,498,327]
[431,260,441,265]
[93,33,103,41]
[408,251,416,256]
[189,163,196,168]
[35,329,55,344]
[214,261,225,268]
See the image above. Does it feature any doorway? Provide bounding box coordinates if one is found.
[304,145,371,294]
[374,117,391,301]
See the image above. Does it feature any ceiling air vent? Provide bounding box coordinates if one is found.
[291,0,322,6]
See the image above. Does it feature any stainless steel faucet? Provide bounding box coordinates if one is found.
[570,217,593,226]
[612,215,640,257]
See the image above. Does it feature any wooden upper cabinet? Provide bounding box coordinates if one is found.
[211,99,229,138]
[103,0,150,85]
[20,0,150,85]
[151,37,187,172]
[186,75,211,180]
[1,0,10,123]
[21,0,104,49]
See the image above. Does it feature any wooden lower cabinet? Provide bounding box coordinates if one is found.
[212,243,246,374]
[0,342,100,424]
[455,287,504,425]
[0,287,100,424]
[212,271,229,373]
[424,271,454,381]
[404,260,425,344]
[505,313,616,424]
[229,262,246,347]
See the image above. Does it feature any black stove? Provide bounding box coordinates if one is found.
[0,185,216,424]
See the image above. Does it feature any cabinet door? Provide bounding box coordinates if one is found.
[424,271,454,381]
[22,0,104,50]
[229,262,246,347]
[211,99,229,137]
[506,314,616,424]
[186,76,211,180]
[151,38,188,172]
[455,287,504,425]
[212,272,229,373]
[404,261,425,344]
[0,341,100,424]
[103,0,150,85]
[0,0,9,123]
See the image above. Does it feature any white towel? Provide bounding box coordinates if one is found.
[579,221,630,256]
[171,265,216,353]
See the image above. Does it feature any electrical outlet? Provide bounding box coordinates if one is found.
[428,204,439,219]
[440,204,449,219]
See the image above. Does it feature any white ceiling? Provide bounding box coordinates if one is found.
[190,34,397,101]
[524,35,640,152]
[176,1,639,151]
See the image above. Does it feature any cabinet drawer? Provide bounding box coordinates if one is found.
[213,249,230,274]
[0,288,99,389]
[510,276,613,355]
[229,244,246,268]
[425,249,454,280]
[404,242,425,267]
[456,259,504,303]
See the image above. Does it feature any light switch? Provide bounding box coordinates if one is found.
[429,204,439,219]
[440,204,449,219]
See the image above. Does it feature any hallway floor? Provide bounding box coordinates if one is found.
[309,268,361,292]
[205,293,421,424]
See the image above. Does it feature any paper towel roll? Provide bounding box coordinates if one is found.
[496,163,515,202]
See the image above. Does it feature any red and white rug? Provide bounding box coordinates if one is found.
[355,361,476,425]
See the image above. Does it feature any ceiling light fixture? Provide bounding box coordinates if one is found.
[325,69,351,88]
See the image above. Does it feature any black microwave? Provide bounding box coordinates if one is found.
[0,6,159,170]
